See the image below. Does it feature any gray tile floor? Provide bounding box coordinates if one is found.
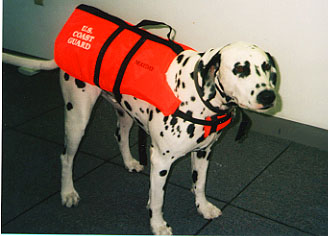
[2,63,328,235]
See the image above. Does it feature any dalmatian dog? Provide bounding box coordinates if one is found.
[3,41,277,235]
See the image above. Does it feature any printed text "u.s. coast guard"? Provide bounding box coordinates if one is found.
[67,26,95,50]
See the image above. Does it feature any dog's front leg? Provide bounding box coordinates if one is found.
[191,148,222,219]
[148,146,173,235]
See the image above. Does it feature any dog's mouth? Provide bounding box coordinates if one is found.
[259,103,274,110]
[237,102,274,112]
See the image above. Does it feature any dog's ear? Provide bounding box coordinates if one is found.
[265,52,276,68]
[265,52,278,87]
[199,52,221,83]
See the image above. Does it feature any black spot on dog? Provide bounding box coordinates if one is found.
[66,102,73,111]
[160,131,164,137]
[64,73,70,81]
[124,101,132,111]
[146,108,149,114]
[139,108,144,113]
[196,135,205,144]
[165,125,169,130]
[256,84,260,88]
[177,79,181,88]
[251,90,255,96]
[170,117,178,127]
[261,61,271,73]
[163,116,169,123]
[197,150,207,158]
[160,170,168,176]
[187,124,195,138]
[149,110,153,121]
[182,82,186,89]
[192,170,198,183]
[198,52,205,57]
[177,54,184,64]
[270,72,277,86]
[233,61,251,78]
[255,65,261,76]
[75,79,86,88]
[190,96,196,102]
[261,83,266,87]
[190,72,194,79]
[156,108,160,113]
[182,57,190,66]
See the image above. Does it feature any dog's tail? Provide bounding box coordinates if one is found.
[2,52,58,70]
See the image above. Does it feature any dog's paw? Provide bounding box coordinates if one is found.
[125,159,144,173]
[151,221,173,235]
[61,190,80,208]
[198,201,222,219]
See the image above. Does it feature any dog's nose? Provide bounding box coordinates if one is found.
[256,90,276,106]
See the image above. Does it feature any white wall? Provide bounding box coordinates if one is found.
[3,0,328,130]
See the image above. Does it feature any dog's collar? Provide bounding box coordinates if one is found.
[173,109,232,138]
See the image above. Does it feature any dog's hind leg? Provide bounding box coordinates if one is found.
[59,70,101,207]
[191,148,222,219]
[102,95,145,172]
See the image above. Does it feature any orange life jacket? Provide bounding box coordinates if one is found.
[54,4,234,143]
[54,4,193,116]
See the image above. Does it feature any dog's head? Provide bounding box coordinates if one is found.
[200,42,278,112]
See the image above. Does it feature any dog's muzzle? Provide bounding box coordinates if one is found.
[256,90,276,109]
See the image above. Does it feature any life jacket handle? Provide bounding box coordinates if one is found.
[135,19,176,41]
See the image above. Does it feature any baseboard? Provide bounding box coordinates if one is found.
[245,111,328,152]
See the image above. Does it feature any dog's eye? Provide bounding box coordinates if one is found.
[235,66,244,73]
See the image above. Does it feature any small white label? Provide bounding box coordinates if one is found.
[67,25,95,50]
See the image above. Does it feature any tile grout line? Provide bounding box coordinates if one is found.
[228,203,317,236]
[222,142,292,211]
[194,142,293,235]
[3,104,64,130]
